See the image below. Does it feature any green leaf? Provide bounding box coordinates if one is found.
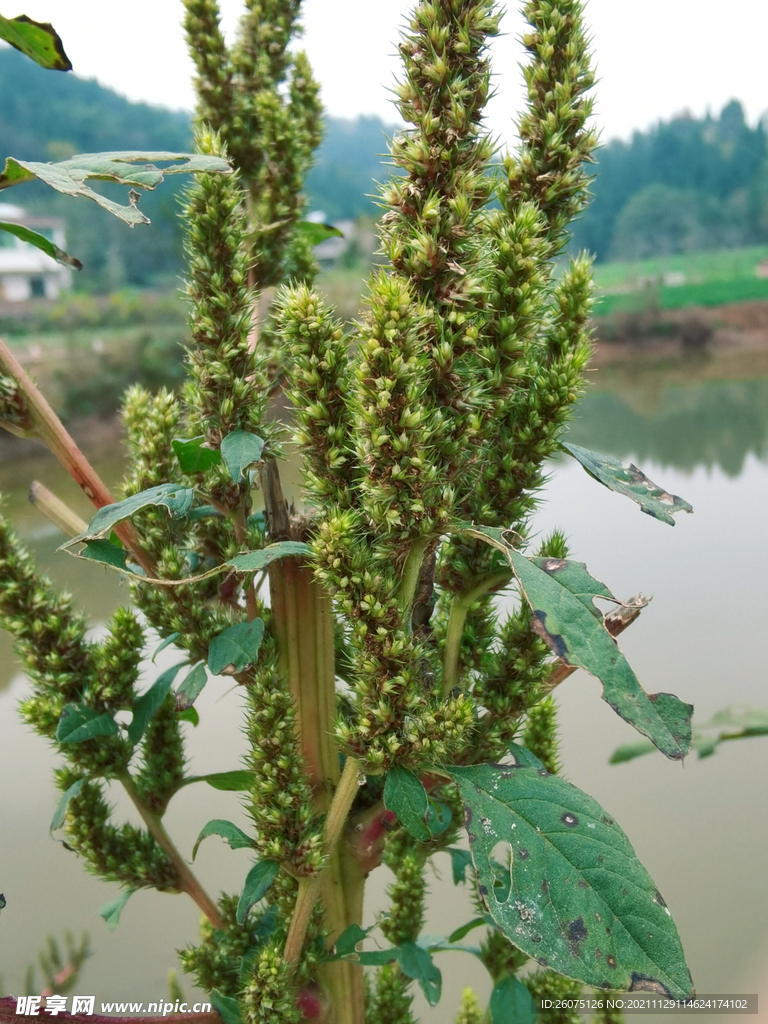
[56,703,118,743]
[0,893,6,911]
[447,918,486,944]
[182,770,253,792]
[99,889,136,932]
[186,505,224,521]
[426,800,452,837]
[209,991,242,1024]
[236,861,280,925]
[192,819,253,861]
[397,941,442,1006]
[0,152,231,226]
[384,767,431,842]
[178,707,199,726]
[175,664,208,711]
[447,752,694,999]
[0,14,71,70]
[490,976,537,1024]
[61,483,194,550]
[0,220,81,269]
[227,543,310,572]
[610,707,768,764]
[220,431,265,483]
[80,539,128,571]
[152,632,181,664]
[561,443,693,526]
[50,778,85,832]
[462,526,692,761]
[609,740,657,764]
[128,663,184,745]
[446,847,474,885]
[208,619,265,676]
[296,220,344,246]
[171,436,222,474]
[333,924,371,957]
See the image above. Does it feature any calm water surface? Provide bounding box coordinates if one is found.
[1,363,767,1019]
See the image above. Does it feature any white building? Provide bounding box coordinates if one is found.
[0,203,72,301]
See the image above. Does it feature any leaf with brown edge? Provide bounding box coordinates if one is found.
[0,14,71,70]
[460,525,692,760]
[561,443,693,526]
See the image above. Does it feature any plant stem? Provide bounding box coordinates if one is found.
[29,481,88,537]
[0,337,154,576]
[284,755,362,967]
[398,535,433,620]
[442,571,513,696]
[118,773,224,929]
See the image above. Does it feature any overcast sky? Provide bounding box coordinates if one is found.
[7,1,768,145]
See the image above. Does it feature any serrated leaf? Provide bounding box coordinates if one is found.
[171,436,222,474]
[175,663,208,711]
[208,619,265,676]
[0,152,231,226]
[152,632,181,663]
[0,221,81,269]
[561,443,693,526]
[50,778,85,832]
[220,431,265,483]
[236,861,280,925]
[398,941,442,1006]
[56,703,118,743]
[296,220,344,246]
[60,483,194,551]
[192,819,253,861]
[128,663,184,745]
[99,889,135,932]
[447,751,694,999]
[462,526,692,760]
[0,14,71,70]
[209,991,242,1024]
[447,847,474,886]
[182,770,253,792]
[490,976,537,1024]
[384,767,431,842]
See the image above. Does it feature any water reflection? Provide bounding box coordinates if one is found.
[570,376,768,475]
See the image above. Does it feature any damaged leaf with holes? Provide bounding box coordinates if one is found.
[462,525,693,760]
[447,749,694,999]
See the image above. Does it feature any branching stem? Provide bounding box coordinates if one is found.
[284,755,362,967]
[443,571,513,696]
[118,773,224,929]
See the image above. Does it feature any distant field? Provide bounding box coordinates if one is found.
[592,244,768,316]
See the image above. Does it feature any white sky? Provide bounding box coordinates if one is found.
[6,1,768,144]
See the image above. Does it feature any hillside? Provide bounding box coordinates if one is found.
[0,47,394,290]
[3,44,768,291]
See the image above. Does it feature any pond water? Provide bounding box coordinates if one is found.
[0,357,766,1020]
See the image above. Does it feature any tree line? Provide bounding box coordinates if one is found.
[2,45,767,290]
